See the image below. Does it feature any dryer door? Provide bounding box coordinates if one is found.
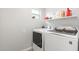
[33,31,42,48]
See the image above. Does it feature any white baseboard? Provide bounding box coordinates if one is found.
[22,47,33,51]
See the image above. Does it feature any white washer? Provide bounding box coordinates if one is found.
[45,30,79,51]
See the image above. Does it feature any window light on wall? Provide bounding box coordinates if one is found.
[32,9,40,20]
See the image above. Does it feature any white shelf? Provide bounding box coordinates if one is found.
[48,16,78,21]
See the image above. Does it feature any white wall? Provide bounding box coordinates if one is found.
[0,8,32,51]
[45,8,79,28]
[45,8,79,17]
[45,8,65,17]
